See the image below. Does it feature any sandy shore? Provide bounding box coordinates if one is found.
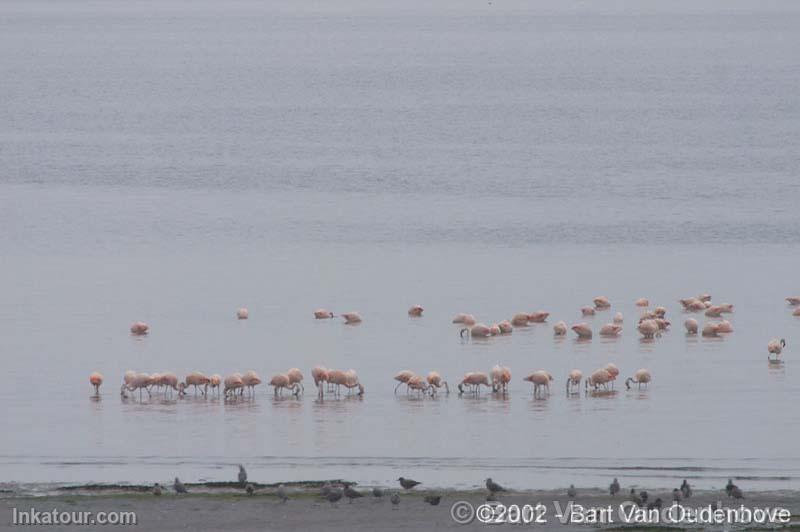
[2,486,800,531]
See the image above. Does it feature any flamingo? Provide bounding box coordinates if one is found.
[242,370,262,396]
[314,309,335,319]
[124,373,153,399]
[269,374,299,396]
[161,372,179,397]
[236,308,249,320]
[593,296,611,309]
[527,311,549,323]
[566,369,582,393]
[408,305,424,317]
[702,323,720,337]
[585,368,613,391]
[209,374,222,395]
[686,299,707,312]
[287,368,304,393]
[717,320,734,333]
[684,318,698,334]
[489,324,502,336]
[613,312,623,323]
[786,297,800,306]
[130,321,149,335]
[654,318,670,330]
[794,308,800,317]
[342,312,362,324]
[326,369,347,395]
[344,369,365,396]
[406,375,429,395]
[183,372,211,395]
[523,370,553,397]
[497,320,513,334]
[635,298,649,307]
[768,339,786,360]
[457,372,492,394]
[89,372,103,395]
[698,293,712,302]
[571,323,592,339]
[581,306,596,316]
[604,363,620,389]
[511,313,530,326]
[625,369,652,390]
[599,323,622,336]
[452,313,477,326]
[460,323,492,338]
[426,371,449,395]
[637,319,659,339]
[311,366,329,396]
[719,303,734,313]
[490,365,511,393]
[654,306,667,318]
[553,321,568,336]
[705,306,724,318]
[393,370,416,394]
[224,373,244,397]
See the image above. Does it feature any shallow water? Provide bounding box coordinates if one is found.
[1,0,799,492]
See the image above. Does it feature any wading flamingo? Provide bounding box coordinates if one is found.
[625,369,652,390]
[553,321,568,336]
[406,374,429,395]
[717,320,734,333]
[593,296,611,309]
[89,372,103,395]
[794,308,800,317]
[768,339,786,361]
[684,318,698,334]
[637,319,659,339]
[599,323,622,337]
[635,298,649,307]
[209,374,221,395]
[585,368,613,391]
[489,324,501,336]
[457,372,492,394]
[613,312,624,324]
[497,320,513,334]
[566,369,582,393]
[236,308,249,320]
[224,373,244,397]
[344,369,365,396]
[511,313,530,326]
[702,322,720,337]
[287,368,304,393]
[393,370,416,394]
[160,372,179,397]
[183,372,211,395]
[528,311,549,323]
[452,313,477,326]
[523,370,553,397]
[490,365,511,393]
[242,370,262,396]
[130,321,149,335]
[269,374,299,396]
[314,309,334,319]
[581,306,596,316]
[124,373,153,399]
[571,323,592,339]
[705,306,724,318]
[311,366,329,396]
[408,305,424,317]
[426,371,449,395]
[460,323,492,338]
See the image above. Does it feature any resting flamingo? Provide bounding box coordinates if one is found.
[599,324,622,337]
[553,321,568,336]
[314,309,334,319]
[130,321,149,335]
[523,370,553,397]
[625,369,652,390]
[613,312,623,323]
[460,323,492,338]
[452,313,477,326]
[566,369,582,393]
[236,308,249,320]
[89,372,103,395]
[571,323,592,339]
[342,312,362,324]
[528,311,549,323]
[593,296,611,309]
[637,319,659,339]
[702,322,720,337]
[497,320,513,334]
[635,298,649,307]
[581,306,596,316]
[684,318,698,334]
[767,339,786,361]
[786,297,800,306]
[511,313,530,327]
[426,371,449,395]
[408,305,424,317]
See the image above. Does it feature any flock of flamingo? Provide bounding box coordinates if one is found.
[88,294,795,399]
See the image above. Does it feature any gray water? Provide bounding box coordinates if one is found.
[1,0,799,493]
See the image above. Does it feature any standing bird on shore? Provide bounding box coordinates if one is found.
[398,477,420,490]
[277,484,288,503]
[567,485,577,498]
[408,305,424,317]
[610,478,620,496]
[725,479,735,496]
[731,485,744,499]
[153,483,162,496]
[246,484,254,496]
[424,495,442,506]
[89,372,103,395]
[680,480,692,499]
[768,339,786,360]
[625,369,652,390]
[486,478,506,494]
[326,488,343,505]
[238,465,247,485]
[344,485,364,503]
[672,488,681,502]
[390,492,400,508]
[174,477,187,494]
[630,489,642,506]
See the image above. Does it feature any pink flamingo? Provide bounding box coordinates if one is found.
[452,313,476,326]
[123,373,153,399]
[224,373,244,397]
[311,366,330,396]
[314,309,335,319]
[702,322,720,337]
[343,369,365,396]
[794,308,800,317]
[183,372,211,395]
[585,368,613,391]
[654,318,670,330]
[684,318,698,334]
[242,370,262,396]
[460,323,492,338]
[523,370,553,397]
[604,363,620,389]
[408,305,424,317]
[489,324,502,336]
[705,306,724,318]
[625,369,652,390]
[287,368,304,393]
[89,372,103,395]
[426,371,449,395]
[342,312,362,324]
[566,369,582,393]
[209,374,221,395]
[599,323,622,336]
[717,320,734,333]
[654,306,667,318]
[593,296,611,309]
[236,308,249,320]
[613,312,624,323]
[553,321,568,336]
[786,297,800,306]
[637,319,659,339]
[130,321,149,335]
[490,365,511,393]
[511,313,530,326]
[457,372,492,394]
[571,323,592,339]
[406,375,429,395]
[393,370,416,394]
[269,374,299,396]
[768,339,786,361]
[497,320,513,334]
[581,306,596,316]
[635,298,649,307]
[161,372,179,397]
[528,311,550,323]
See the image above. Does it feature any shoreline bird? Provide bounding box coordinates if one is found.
[372,487,384,498]
[326,488,343,505]
[398,477,420,490]
[153,483,162,496]
[277,484,288,503]
[344,485,364,503]
[567,485,577,498]
[238,465,247,485]
[246,484,254,496]
[610,478,620,496]
[680,479,692,499]
[486,478,506,494]
[424,494,442,505]
[390,492,400,508]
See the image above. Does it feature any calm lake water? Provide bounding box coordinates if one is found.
[1,0,799,493]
